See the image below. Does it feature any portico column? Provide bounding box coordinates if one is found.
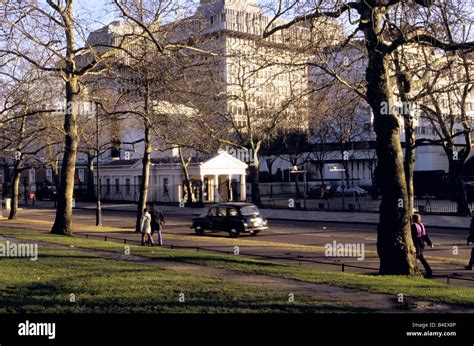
[214,174,219,202]
[228,174,233,201]
[200,175,205,202]
[240,174,246,201]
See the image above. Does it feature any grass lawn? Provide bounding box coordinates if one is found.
[2,228,474,308]
[0,246,368,313]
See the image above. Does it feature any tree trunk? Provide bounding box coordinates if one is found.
[10,113,26,220]
[87,154,96,202]
[318,162,325,185]
[135,121,152,233]
[249,149,261,206]
[51,8,79,236]
[358,4,418,275]
[394,50,415,216]
[178,148,193,207]
[365,52,418,275]
[293,160,302,199]
[8,168,21,220]
[51,77,79,236]
[403,130,415,216]
[52,162,60,197]
[266,159,274,198]
[340,149,350,185]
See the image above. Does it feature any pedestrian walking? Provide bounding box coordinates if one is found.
[465,210,474,270]
[140,208,154,246]
[411,214,433,278]
[151,205,165,246]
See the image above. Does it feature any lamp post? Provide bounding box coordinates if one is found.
[330,165,346,211]
[95,102,102,226]
[290,165,307,210]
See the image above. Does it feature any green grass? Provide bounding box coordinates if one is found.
[2,228,474,308]
[0,231,370,313]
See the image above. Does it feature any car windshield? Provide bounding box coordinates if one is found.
[240,206,260,215]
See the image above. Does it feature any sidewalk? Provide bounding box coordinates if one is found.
[69,201,471,230]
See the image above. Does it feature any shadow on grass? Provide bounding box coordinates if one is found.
[0,279,379,313]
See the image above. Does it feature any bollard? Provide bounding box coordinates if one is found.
[342,264,345,272]
[447,276,450,285]
[105,236,107,242]
[124,239,127,244]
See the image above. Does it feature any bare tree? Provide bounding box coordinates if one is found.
[0,0,147,235]
[399,47,474,215]
[0,65,61,219]
[263,0,474,275]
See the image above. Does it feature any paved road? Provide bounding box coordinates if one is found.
[2,206,474,287]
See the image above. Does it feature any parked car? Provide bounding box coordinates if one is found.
[368,186,381,200]
[191,203,269,238]
[335,185,367,197]
[307,184,338,199]
[464,182,474,202]
[307,185,327,199]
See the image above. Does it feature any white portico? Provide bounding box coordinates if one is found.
[95,151,248,204]
[195,151,248,203]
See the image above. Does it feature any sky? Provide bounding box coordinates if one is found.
[75,0,119,30]
[72,0,473,41]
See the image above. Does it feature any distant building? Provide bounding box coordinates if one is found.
[95,151,248,203]
[83,0,344,161]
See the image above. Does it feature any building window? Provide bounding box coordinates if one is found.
[106,178,110,195]
[78,169,85,183]
[125,178,130,195]
[46,169,53,184]
[163,178,169,197]
[115,178,120,193]
[29,169,36,184]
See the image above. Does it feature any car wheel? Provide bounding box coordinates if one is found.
[195,225,204,236]
[250,230,260,236]
[229,228,240,238]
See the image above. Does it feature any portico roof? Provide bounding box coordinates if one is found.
[99,151,248,177]
[197,151,248,176]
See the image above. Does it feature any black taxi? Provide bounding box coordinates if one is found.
[191,203,268,238]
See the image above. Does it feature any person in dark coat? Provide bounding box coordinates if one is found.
[150,205,165,246]
[411,214,433,278]
[465,211,474,270]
